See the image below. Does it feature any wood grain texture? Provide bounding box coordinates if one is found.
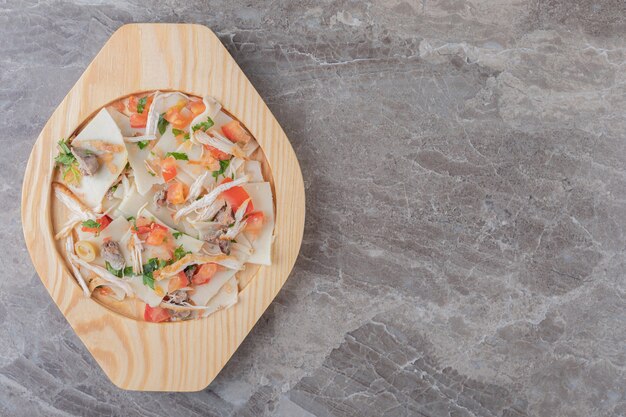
[21,23,305,392]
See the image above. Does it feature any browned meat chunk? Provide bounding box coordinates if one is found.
[71,146,99,176]
[101,240,124,270]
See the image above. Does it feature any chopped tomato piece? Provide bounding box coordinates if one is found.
[192,263,219,286]
[220,178,254,214]
[131,216,152,234]
[188,100,206,115]
[128,95,153,114]
[161,156,177,182]
[245,211,265,235]
[130,112,148,128]
[146,225,169,245]
[221,121,252,144]
[165,106,194,129]
[204,144,230,161]
[81,215,112,234]
[144,305,171,322]
[168,271,189,293]
[167,182,187,205]
[128,95,139,113]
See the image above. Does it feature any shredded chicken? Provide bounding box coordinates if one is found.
[69,253,133,296]
[127,233,143,275]
[173,175,249,222]
[194,130,246,159]
[186,171,210,202]
[52,182,97,220]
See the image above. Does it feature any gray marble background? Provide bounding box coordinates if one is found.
[1,0,625,416]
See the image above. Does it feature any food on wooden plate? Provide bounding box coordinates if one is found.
[52,91,274,322]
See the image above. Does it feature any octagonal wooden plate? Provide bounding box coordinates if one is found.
[21,23,305,391]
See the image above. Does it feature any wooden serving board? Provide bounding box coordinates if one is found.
[21,24,305,392]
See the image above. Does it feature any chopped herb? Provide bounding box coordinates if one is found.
[55,138,81,185]
[106,262,121,277]
[157,113,169,135]
[212,158,231,181]
[147,170,156,177]
[192,116,214,132]
[183,133,190,141]
[142,273,155,289]
[165,152,189,161]
[143,257,169,274]
[54,153,75,166]
[231,239,237,243]
[105,262,134,278]
[126,216,135,221]
[81,219,100,229]
[137,140,149,149]
[231,172,235,179]
[109,185,118,193]
[58,138,72,155]
[136,97,147,114]
[172,231,183,239]
[174,245,191,261]
[172,128,185,136]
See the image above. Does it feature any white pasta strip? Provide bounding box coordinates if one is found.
[65,235,91,297]
[123,134,157,143]
[174,175,249,222]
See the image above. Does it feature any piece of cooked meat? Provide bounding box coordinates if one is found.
[214,202,234,226]
[168,289,189,305]
[153,188,167,207]
[184,265,197,281]
[101,240,125,270]
[71,146,100,176]
[218,238,231,255]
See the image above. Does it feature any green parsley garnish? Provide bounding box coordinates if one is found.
[105,263,134,278]
[136,97,147,114]
[192,116,214,132]
[172,231,183,239]
[172,128,185,136]
[142,274,155,290]
[212,158,231,181]
[183,133,190,141]
[141,257,169,289]
[81,219,100,229]
[55,138,81,185]
[126,216,135,221]
[165,152,189,161]
[174,245,191,261]
[137,140,149,149]
[157,113,169,135]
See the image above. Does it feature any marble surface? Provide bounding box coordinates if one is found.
[1,0,625,416]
